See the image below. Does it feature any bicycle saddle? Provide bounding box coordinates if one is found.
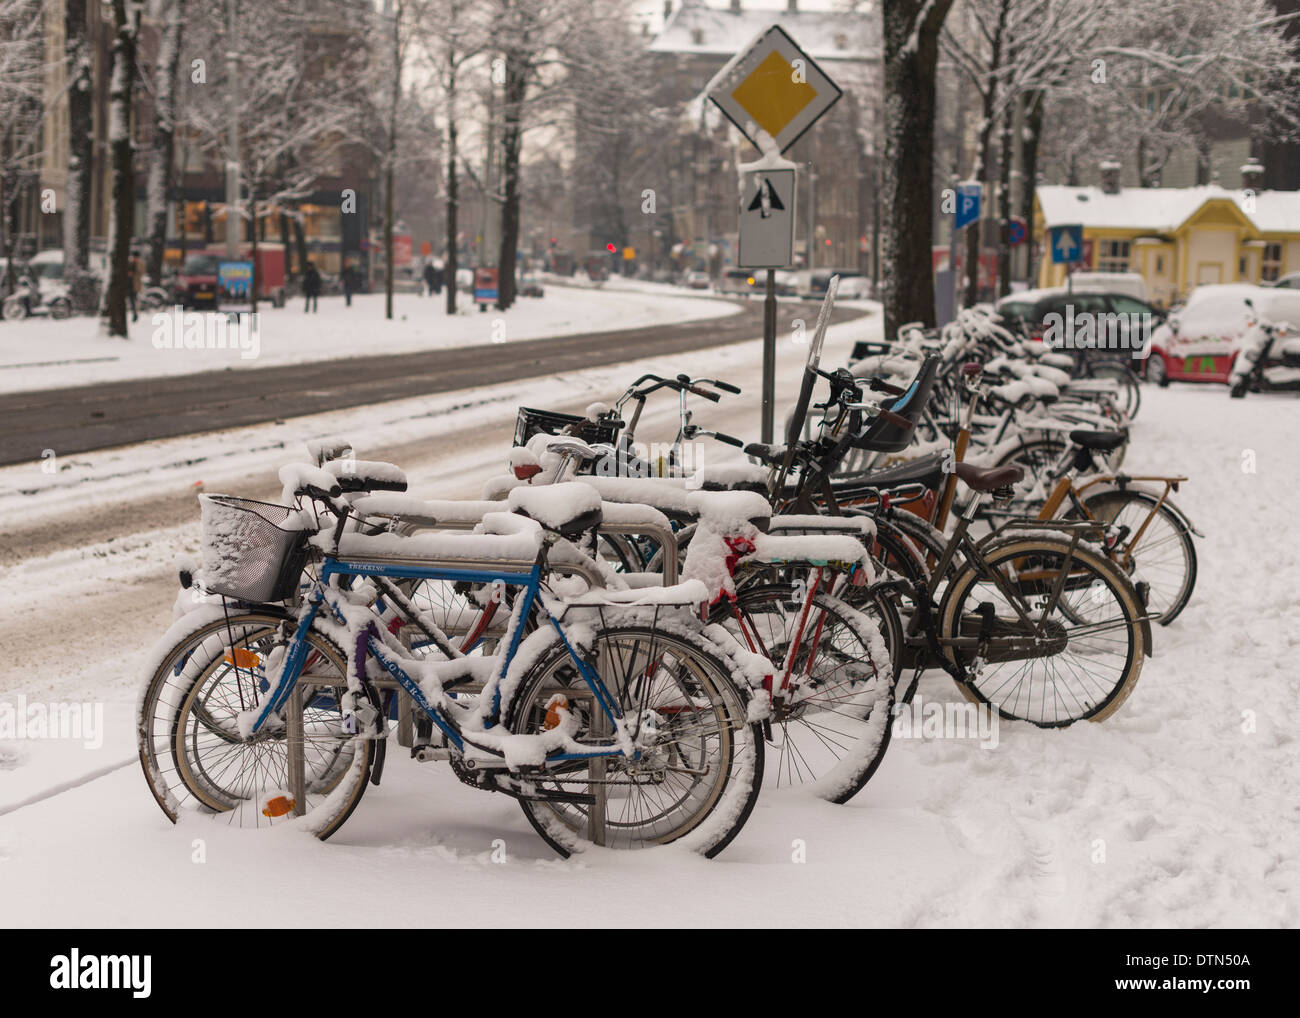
[507,482,603,537]
[953,461,1025,493]
[1069,429,1127,452]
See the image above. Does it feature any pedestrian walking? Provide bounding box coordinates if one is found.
[128,250,145,322]
[342,261,357,307]
[432,260,445,295]
[303,260,321,313]
[422,261,436,297]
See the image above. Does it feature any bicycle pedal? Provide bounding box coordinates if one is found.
[412,746,452,762]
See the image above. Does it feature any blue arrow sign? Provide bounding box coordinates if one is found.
[1050,223,1083,264]
[955,183,981,230]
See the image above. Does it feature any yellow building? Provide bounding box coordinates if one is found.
[1034,183,1300,307]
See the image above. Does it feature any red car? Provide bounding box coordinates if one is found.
[1146,284,1300,386]
[174,247,287,309]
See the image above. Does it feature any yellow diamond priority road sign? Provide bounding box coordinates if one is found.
[707,25,842,153]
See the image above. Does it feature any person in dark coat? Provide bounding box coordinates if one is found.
[342,261,357,307]
[422,261,436,297]
[303,260,321,312]
[432,262,444,295]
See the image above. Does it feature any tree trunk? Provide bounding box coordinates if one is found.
[279,209,292,280]
[879,0,957,339]
[100,0,139,338]
[1020,90,1044,290]
[996,100,1014,298]
[384,1,400,321]
[249,192,259,314]
[497,50,527,310]
[65,0,96,312]
[445,112,458,315]
[145,0,184,285]
[292,211,308,283]
[963,1,1009,309]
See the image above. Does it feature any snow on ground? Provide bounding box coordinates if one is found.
[0,283,741,394]
[2,307,1299,927]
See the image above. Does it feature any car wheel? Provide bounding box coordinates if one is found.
[2,297,27,321]
[1145,354,1169,387]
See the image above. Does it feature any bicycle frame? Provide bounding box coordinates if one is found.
[243,551,637,785]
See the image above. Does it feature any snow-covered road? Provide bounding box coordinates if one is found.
[1,307,1297,927]
[0,283,740,394]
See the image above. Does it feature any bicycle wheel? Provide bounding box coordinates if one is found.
[1087,360,1141,419]
[1071,489,1197,625]
[710,585,894,803]
[137,611,376,839]
[505,625,762,857]
[938,538,1145,726]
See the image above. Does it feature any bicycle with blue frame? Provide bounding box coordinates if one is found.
[137,474,764,857]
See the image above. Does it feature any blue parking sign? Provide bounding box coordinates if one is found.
[1049,224,1084,264]
[955,183,981,230]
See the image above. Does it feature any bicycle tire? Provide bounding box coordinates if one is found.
[938,538,1145,726]
[504,624,762,857]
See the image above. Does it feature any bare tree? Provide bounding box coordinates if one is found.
[879,0,959,338]
[0,0,42,297]
[100,0,143,338]
[64,0,97,311]
[144,0,186,285]
[416,0,488,315]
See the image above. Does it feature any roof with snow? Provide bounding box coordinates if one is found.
[1037,184,1300,235]
[651,2,879,61]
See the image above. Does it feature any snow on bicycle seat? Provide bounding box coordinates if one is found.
[953,461,1025,493]
[1069,429,1127,452]
[687,489,772,532]
[507,482,603,537]
[337,511,543,564]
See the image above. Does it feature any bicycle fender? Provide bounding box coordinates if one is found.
[1081,481,1203,539]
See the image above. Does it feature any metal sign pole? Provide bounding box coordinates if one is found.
[762,268,777,442]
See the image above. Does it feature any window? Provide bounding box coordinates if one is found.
[1108,296,1148,315]
[1096,238,1130,273]
[1262,242,1283,282]
[1155,255,1164,274]
[690,28,704,45]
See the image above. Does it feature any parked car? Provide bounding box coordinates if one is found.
[175,247,287,309]
[1061,271,1150,302]
[717,268,759,296]
[996,287,1165,357]
[1145,283,1300,385]
[799,269,865,300]
[519,275,545,298]
[1268,271,1300,290]
[681,270,711,290]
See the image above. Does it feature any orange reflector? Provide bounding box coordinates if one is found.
[224,649,261,669]
[544,696,569,730]
[262,795,296,818]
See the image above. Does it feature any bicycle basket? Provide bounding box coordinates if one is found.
[199,495,312,603]
[514,406,620,447]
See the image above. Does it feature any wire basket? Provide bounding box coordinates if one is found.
[513,406,620,448]
[199,495,312,604]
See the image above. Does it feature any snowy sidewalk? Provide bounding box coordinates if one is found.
[0,286,741,395]
[1,312,1297,926]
